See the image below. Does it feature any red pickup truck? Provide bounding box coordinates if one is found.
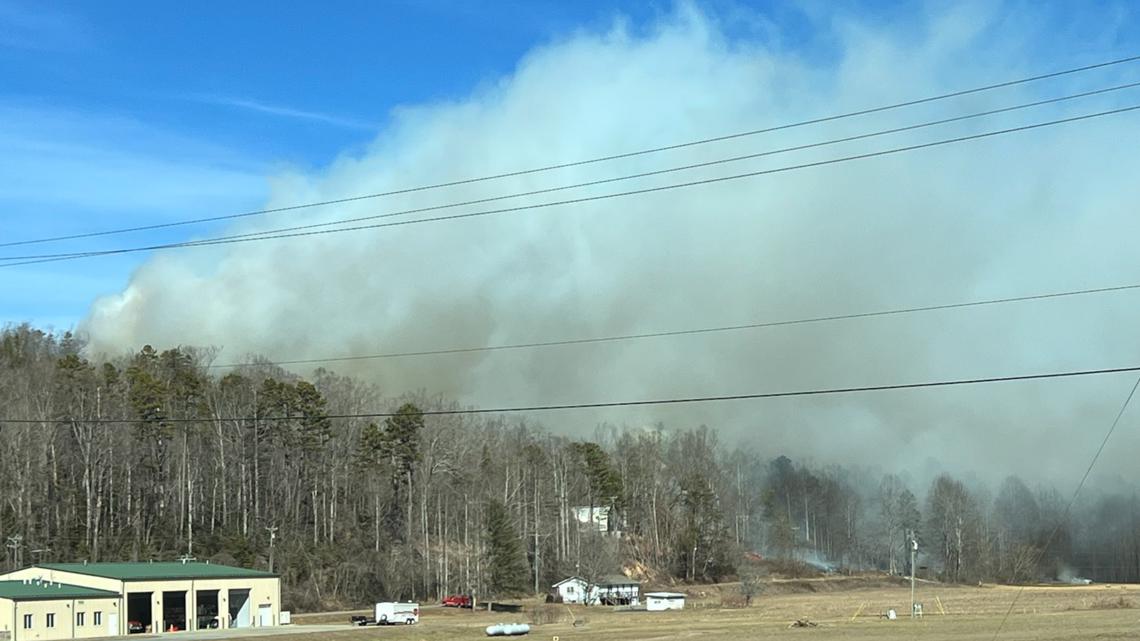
[442,594,472,608]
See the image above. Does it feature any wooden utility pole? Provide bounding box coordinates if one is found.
[5,535,23,571]
[266,526,278,573]
[910,532,918,618]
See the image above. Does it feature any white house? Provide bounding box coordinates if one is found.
[593,575,639,605]
[551,577,589,604]
[571,506,623,537]
[645,592,685,611]
[551,575,640,606]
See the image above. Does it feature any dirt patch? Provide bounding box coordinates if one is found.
[766,574,911,594]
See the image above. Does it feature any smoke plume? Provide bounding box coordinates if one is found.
[83,5,1140,487]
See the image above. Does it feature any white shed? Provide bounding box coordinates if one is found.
[645,592,685,611]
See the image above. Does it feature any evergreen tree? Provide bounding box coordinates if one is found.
[485,498,528,596]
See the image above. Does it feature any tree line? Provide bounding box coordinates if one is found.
[1,325,1137,608]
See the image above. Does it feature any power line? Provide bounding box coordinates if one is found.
[5,53,1137,250]
[2,364,1138,425]
[4,103,1139,268]
[991,375,1140,639]
[207,281,1140,369]
[26,81,1140,260]
[4,87,1138,264]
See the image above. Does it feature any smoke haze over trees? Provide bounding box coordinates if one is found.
[3,325,1138,609]
[75,5,1140,489]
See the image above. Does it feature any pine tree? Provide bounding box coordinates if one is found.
[485,498,529,596]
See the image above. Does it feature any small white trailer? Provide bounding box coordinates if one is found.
[375,602,420,625]
[645,592,685,611]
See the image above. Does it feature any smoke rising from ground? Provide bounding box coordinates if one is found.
[83,5,1140,488]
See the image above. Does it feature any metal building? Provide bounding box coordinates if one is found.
[0,579,120,640]
[0,561,280,637]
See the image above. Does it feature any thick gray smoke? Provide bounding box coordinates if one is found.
[83,6,1140,487]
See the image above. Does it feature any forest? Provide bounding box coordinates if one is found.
[1,324,1138,609]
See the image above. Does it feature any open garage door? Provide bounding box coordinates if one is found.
[195,589,220,630]
[228,589,251,628]
[126,592,152,634]
[162,591,187,632]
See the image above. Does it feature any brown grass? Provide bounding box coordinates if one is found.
[276,579,1140,641]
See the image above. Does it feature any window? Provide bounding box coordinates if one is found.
[46,613,56,628]
[77,612,86,626]
[94,611,102,626]
[23,614,32,629]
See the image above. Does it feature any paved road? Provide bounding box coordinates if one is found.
[90,625,354,640]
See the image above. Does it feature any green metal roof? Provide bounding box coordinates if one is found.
[36,562,276,581]
[0,580,119,601]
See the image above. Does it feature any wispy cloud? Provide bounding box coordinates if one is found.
[0,102,269,329]
[0,1,89,51]
[190,94,378,130]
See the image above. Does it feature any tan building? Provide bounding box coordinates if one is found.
[0,579,120,641]
[0,561,280,636]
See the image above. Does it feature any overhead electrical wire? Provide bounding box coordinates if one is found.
[17,81,1137,258]
[4,102,1140,268]
[206,281,1140,369]
[2,364,1139,424]
[990,375,1140,639]
[4,53,1138,250]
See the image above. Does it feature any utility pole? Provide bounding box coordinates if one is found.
[909,531,918,618]
[6,535,23,571]
[266,526,278,573]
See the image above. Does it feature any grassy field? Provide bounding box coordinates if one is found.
[276,579,1140,641]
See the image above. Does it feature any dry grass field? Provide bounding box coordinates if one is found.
[274,578,1140,641]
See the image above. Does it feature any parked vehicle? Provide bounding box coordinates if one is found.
[374,602,419,625]
[127,620,146,634]
[442,594,472,608]
[350,615,370,626]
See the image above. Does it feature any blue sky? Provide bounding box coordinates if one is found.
[1,0,1138,330]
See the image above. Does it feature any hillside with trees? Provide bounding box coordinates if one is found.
[1,324,1137,609]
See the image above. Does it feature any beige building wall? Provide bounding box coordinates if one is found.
[123,577,280,632]
[0,597,119,641]
[1,597,13,641]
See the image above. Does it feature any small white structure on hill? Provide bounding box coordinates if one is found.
[571,505,623,537]
[645,592,685,611]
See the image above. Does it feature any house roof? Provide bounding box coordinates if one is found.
[551,576,586,587]
[36,562,276,581]
[0,580,119,601]
[645,591,685,598]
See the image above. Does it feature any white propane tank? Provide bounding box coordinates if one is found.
[485,623,531,636]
